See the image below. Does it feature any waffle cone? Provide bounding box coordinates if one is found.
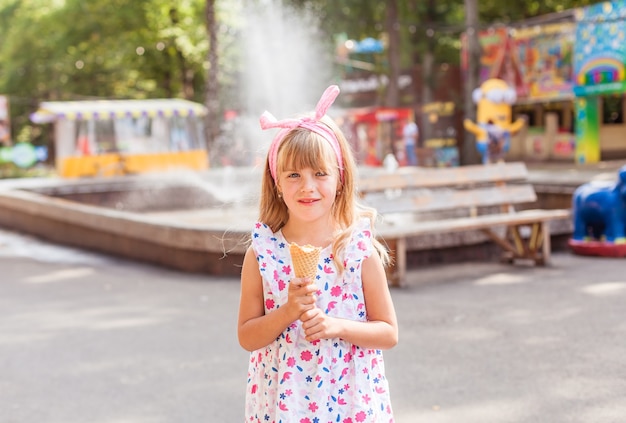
[289,242,321,280]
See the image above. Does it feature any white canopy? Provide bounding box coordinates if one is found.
[31,99,208,124]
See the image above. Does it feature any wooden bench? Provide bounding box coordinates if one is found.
[358,162,571,287]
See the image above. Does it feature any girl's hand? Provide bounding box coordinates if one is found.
[300,308,338,342]
[285,278,318,321]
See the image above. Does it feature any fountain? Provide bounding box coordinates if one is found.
[0,168,261,276]
[0,1,333,277]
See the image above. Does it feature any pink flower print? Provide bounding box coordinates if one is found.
[255,222,262,229]
[343,383,350,391]
[287,357,296,367]
[308,402,319,412]
[300,350,313,361]
[265,298,275,309]
[343,418,353,423]
[330,286,342,297]
[300,419,312,423]
[363,229,371,238]
[362,393,371,404]
[323,264,334,274]
[357,240,367,251]
[280,371,292,383]
[282,264,292,275]
[344,352,352,363]
[318,356,324,365]
[278,279,286,291]
[355,411,367,422]
[251,384,258,394]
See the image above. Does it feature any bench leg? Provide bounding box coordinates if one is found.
[395,238,406,286]
[484,222,552,266]
[385,238,406,288]
[518,221,550,265]
[540,222,551,265]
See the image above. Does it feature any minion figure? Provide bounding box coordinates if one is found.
[464,78,525,164]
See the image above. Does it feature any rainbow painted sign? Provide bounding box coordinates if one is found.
[574,2,626,96]
[577,56,625,86]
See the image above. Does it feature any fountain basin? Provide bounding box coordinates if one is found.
[0,169,260,276]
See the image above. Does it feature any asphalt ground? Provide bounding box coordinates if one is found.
[1,228,625,423]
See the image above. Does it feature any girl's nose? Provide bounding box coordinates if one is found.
[299,174,315,192]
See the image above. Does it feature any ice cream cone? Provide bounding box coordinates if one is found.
[289,242,321,280]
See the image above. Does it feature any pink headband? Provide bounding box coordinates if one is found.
[259,85,344,183]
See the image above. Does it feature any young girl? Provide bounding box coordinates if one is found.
[238,85,398,423]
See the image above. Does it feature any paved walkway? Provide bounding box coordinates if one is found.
[1,228,625,423]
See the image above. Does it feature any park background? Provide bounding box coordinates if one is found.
[0,0,623,178]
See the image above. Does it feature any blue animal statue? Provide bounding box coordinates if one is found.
[571,164,626,243]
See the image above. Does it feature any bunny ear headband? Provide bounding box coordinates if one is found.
[259,85,344,183]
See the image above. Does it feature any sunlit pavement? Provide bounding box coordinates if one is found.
[1,229,625,423]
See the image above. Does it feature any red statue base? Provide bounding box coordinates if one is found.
[568,239,626,257]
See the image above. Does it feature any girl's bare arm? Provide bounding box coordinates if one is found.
[237,247,317,351]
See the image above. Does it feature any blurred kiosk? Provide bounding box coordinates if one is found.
[31,99,209,178]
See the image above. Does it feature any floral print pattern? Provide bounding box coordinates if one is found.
[245,219,394,423]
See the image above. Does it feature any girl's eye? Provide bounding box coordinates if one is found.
[316,170,328,177]
[287,172,300,178]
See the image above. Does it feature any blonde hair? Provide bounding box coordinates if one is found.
[258,115,389,270]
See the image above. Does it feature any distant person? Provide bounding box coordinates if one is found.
[238,85,398,422]
[402,116,419,166]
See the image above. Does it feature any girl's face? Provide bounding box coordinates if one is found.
[277,166,339,224]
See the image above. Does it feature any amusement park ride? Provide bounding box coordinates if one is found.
[30,98,209,178]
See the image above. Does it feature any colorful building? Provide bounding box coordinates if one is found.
[573,1,626,163]
[464,1,626,163]
[463,15,577,162]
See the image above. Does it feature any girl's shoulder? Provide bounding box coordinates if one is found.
[250,222,291,278]
[346,217,375,258]
[251,221,274,240]
[250,221,286,252]
[353,217,374,238]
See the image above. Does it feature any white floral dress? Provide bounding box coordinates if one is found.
[245,219,394,423]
